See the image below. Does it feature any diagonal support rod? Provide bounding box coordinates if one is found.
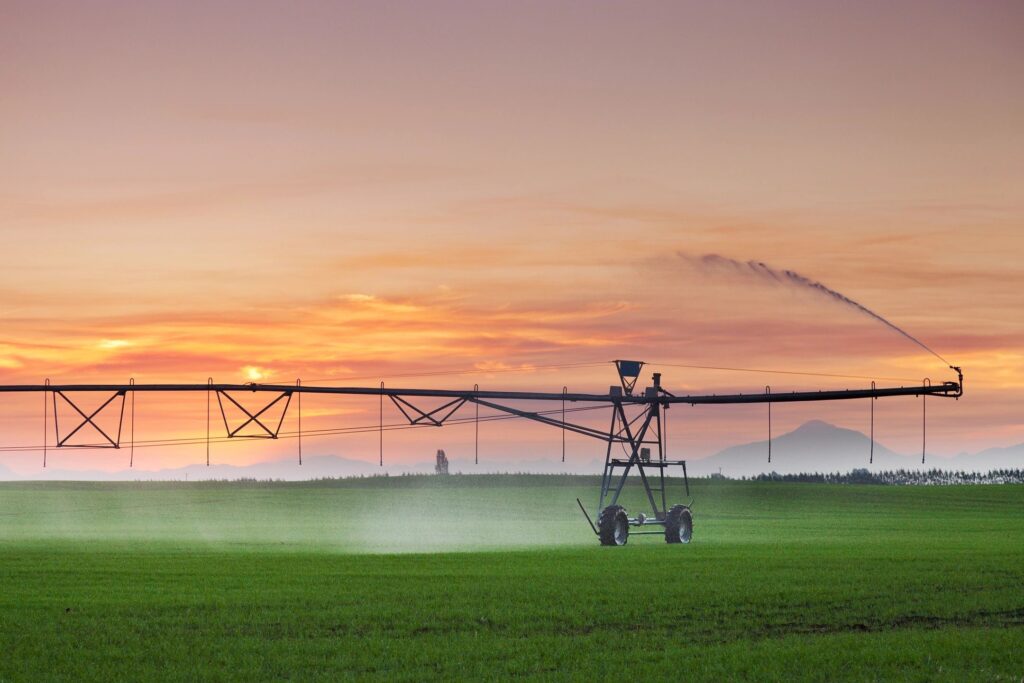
[606,402,661,515]
[469,397,629,442]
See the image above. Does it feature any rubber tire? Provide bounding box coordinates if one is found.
[597,505,629,546]
[664,504,693,544]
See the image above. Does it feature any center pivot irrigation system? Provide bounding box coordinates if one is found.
[0,361,963,545]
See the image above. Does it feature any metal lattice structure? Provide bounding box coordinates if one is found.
[0,362,963,545]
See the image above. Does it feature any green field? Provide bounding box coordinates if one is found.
[1,475,1022,681]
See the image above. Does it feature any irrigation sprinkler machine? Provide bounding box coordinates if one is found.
[572,361,961,546]
[0,360,963,546]
[581,361,694,547]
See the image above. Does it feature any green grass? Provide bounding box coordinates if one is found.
[1,475,1022,681]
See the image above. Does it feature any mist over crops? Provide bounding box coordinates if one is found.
[0,476,603,553]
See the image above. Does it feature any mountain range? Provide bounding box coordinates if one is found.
[688,420,914,477]
[1,420,1020,481]
[686,420,1024,476]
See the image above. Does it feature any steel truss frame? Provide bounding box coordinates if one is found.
[3,363,963,538]
[598,399,679,522]
[215,389,294,439]
[51,389,128,448]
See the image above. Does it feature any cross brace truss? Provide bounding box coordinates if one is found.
[51,390,127,448]
[215,389,293,439]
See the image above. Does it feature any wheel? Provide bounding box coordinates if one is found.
[664,504,693,544]
[597,505,629,546]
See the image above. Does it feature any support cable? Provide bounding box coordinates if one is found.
[51,388,58,449]
[649,361,919,383]
[766,385,772,463]
[43,378,49,468]
[561,386,566,463]
[869,381,875,464]
[474,383,479,465]
[297,379,302,466]
[922,378,929,465]
[659,405,667,464]
[379,381,384,467]
[658,403,667,513]
[664,403,669,460]
[206,378,212,467]
[129,378,135,468]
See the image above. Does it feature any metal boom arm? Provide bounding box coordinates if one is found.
[0,366,962,457]
[1,364,963,545]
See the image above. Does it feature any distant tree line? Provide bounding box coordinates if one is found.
[745,468,1024,485]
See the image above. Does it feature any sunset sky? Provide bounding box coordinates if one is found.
[2,0,1022,473]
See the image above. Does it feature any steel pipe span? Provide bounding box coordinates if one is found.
[0,379,961,404]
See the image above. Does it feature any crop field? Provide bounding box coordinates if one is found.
[1,474,1022,681]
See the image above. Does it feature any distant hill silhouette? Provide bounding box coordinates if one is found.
[687,419,909,477]
[688,420,1023,477]
[956,443,1024,471]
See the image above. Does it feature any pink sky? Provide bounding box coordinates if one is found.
[1,1,1022,473]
